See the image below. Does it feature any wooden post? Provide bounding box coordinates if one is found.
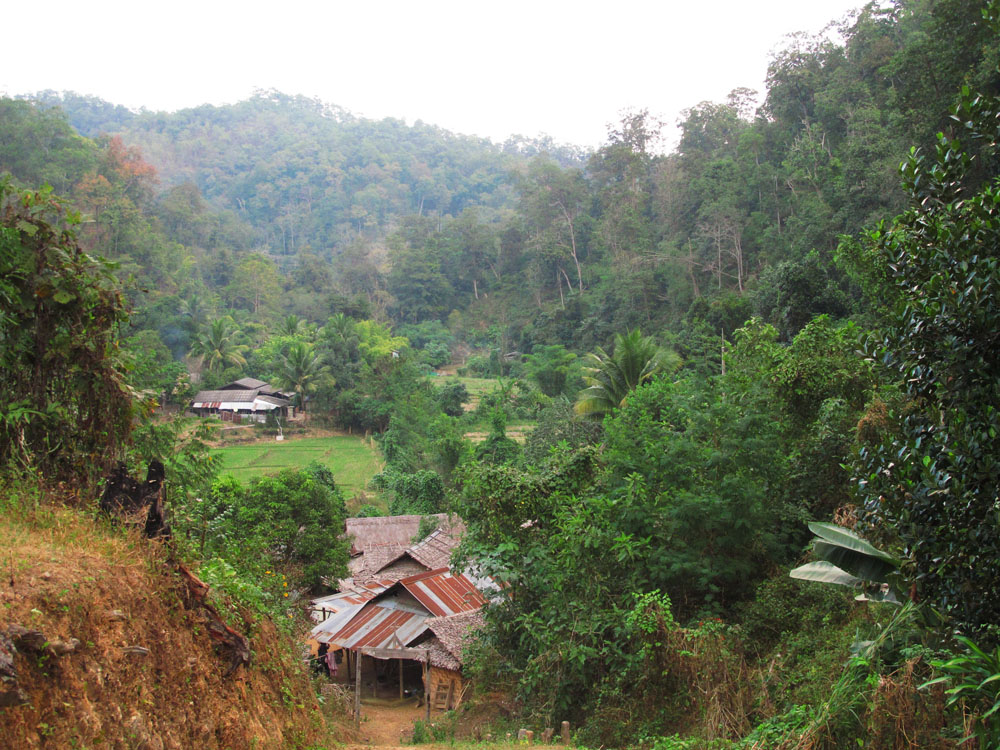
[354,651,362,728]
[561,721,570,744]
[399,657,404,699]
[423,651,430,721]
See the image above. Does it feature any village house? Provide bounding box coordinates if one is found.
[189,377,294,423]
[310,567,487,710]
[308,513,487,710]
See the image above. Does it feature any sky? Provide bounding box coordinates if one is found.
[3,0,865,150]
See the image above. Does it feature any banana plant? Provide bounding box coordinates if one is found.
[790,522,904,604]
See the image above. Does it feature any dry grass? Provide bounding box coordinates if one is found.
[0,494,351,749]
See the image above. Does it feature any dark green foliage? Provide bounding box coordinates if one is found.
[473,410,523,467]
[0,182,133,481]
[130,417,218,510]
[523,344,578,397]
[0,99,98,194]
[924,635,1000,748]
[523,398,603,465]
[735,576,851,657]
[601,375,794,613]
[121,328,189,404]
[754,251,850,341]
[375,468,446,515]
[206,467,349,589]
[852,80,1000,636]
[398,320,455,368]
[437,380,469,417]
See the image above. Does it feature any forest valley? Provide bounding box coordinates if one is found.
[3,0,1000,747]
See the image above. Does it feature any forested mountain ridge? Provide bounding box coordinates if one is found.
[30,89,585,251]
[10,0,999,355]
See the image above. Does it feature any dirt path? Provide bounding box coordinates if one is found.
[348,699,426,746]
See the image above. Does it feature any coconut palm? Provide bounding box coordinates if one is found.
[278,314,308,337]
[189,318,248,374]
[277,341,333,414]
[574,329,679,419]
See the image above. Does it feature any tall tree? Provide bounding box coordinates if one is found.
[519,157,589,297]
[190,317,247,374]
[276,340,331,414]
[850,75,1000,636]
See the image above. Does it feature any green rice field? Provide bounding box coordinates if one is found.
[213,436,382,495]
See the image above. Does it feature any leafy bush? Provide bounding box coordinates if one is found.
[924,635,1000,748]
[373,468,446,515]
[0,181,133,483]
[201,468,350,590]
[437,380,468,417]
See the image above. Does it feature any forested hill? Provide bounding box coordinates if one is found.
[18,0,999,354]
[30,89,585,251]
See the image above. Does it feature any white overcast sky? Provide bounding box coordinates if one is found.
[3,0,864,151]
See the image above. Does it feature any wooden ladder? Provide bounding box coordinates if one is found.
[432,679,454,711]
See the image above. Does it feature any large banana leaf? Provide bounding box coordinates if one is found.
[789,560,861,587]
[808,522,897,563]
[812,540,899,583]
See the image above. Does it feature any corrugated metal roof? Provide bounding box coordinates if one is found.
[310,580,397,636]
[192,380,291,408]
[399,569,487,617]
[311,600,370,640]
[309,579,394,623]
[255,395,291,407]
[318,602,430,649]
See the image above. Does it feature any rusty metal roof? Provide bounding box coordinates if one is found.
[398,569,487,617]
[315,601,430,649]
[309,579,394,624]
[311,571,487,648]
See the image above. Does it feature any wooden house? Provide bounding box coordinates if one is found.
[309,568,487,709]
[190,378,294,423]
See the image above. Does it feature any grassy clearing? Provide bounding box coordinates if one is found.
[463,424,535,444]
[213,435,382,495]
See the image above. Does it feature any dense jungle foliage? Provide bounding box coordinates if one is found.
[3,0,1000,746]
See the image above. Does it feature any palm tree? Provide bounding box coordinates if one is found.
[574,329,679,419]
[277,341,333,415]
[278,314,307,337]
[190,318,248,374]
